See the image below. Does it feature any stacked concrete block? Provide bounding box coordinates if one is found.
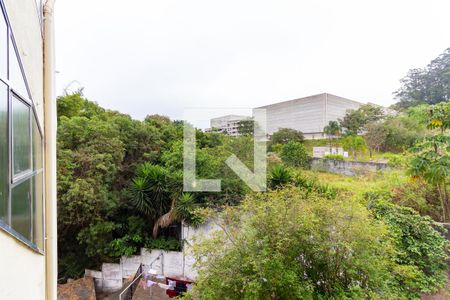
[121,255,142,279]
[101,263,123,293]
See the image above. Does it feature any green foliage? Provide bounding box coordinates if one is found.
[130,163,180,218]
[269,143,283,153]
[145,237,181,252]
[382,152,409,168]
[323,120,341,137]
[268,164,293,189]
[187,188,405,299]
[323,153,344,160]
[341,135,367,159]
[236,119,255,135]
[270,128,304,145]
[339,104,385,135]
[280,141,310,168]
[365,114,425,156]
[391,178,443,222]
[408,102,450,221]
[367,193,449,295]
[394,48,450,109]
[293,171,337,199]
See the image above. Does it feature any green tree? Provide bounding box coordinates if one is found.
[367,192,449,295]
[271,128,304,144]
[236,119,254,135]
[365,122,389,158]
[339,104,385,135]
[394,48,450,109]
[186,188,411,299]
[323,120,341,151]
[342,135,367,159]
[409,102,450,221]
[280,141,310,168]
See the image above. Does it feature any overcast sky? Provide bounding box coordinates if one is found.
[55,0,450,126]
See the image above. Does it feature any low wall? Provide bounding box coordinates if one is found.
[311,158,389,176]
[85,219,221,294]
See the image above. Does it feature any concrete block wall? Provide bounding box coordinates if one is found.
[84,219,221,294]
[311,158,389,176]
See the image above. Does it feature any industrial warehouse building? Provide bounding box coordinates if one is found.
[254,93,363,139]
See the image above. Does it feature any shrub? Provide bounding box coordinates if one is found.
[144,237,181,251]
[268,164,293,189]
[323,153,344,160]
[186,188,405,299]
[280,141,310,168]
[366,192,449,296]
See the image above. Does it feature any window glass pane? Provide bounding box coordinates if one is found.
[0,82,7,222]
[32,115,42,170]
[0,8,7,79]
[9,38,29,98]
[11,178,31,240]
[32,172,43,250]
[12,96,31,176]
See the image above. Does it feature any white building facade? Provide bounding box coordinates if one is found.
[208,114,251,137]
[254,93,363,139]
[0,1,57,299]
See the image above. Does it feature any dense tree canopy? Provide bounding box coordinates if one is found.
[57,93,252,279]
[394,48,450,109]
[339,103,385,135]
[271,128,304,144]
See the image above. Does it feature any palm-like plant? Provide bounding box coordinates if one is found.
[269,165,293,189]
[323,121,341,152]
[130,163,184,237]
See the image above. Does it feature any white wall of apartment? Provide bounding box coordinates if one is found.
[0,1,46,299]
[4,0,44,121]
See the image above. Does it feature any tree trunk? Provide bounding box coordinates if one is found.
[152,197,177,238]
[437,184,449,222]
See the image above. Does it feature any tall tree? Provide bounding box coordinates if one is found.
[271,128,304,144]
[323,121,341,151]
[236,119,255,135]
[394,48,450,109]
[409,102,450,221]
[339,104,384,135]
[341,135,367,159]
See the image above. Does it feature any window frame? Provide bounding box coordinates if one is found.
[0,0,45,254]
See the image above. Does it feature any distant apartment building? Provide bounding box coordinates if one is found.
[0,1,57,299]
[207,114,251,137]
[254,93,363,139]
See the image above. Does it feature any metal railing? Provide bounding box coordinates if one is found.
[119,264,143,300]
[119,252,164,300]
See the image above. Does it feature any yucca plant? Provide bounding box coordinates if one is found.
[129,163,184,237]
[269,164,293,189]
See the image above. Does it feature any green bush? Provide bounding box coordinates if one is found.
[145,237,181,251]
[280,141,310,168]
[323,153,344,160]
[186,188,406,299]
[268,164,293,189]
[366,192,449,296]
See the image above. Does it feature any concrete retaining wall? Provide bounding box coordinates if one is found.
[311,158,389,176]
[85,219,221,294]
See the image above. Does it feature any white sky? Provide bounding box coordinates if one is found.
[55,0,450,125]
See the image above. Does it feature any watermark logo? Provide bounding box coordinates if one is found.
[183,108,267,192]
